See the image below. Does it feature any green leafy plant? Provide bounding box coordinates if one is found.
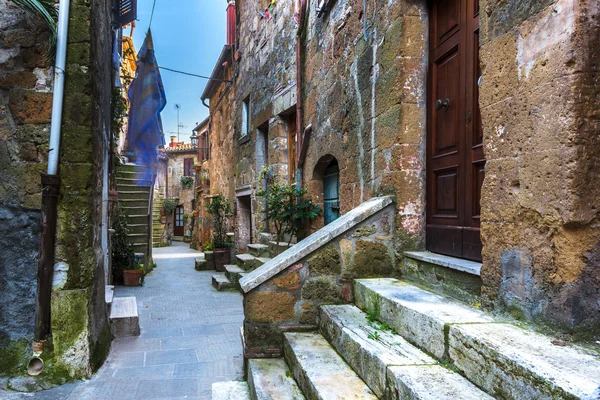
[111,206,136,284]
[256,167,321,254]
[205,194,233,249]
[181,176,194,189]
[368,330,381,341]
[203,241,213,251]
[12,0,57,63]
[163,198,178,215]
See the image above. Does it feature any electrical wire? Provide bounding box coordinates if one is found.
[158,66,232,82]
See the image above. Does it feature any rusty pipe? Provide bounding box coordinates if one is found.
[34,174,60,342]
[295,0,308,188]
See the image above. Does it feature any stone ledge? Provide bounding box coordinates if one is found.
[239,196,394,293]
[404,251,482,276]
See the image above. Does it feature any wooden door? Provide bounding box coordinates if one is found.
[323,162,340,225]
[427,0,483,261]
[174,205,184,236]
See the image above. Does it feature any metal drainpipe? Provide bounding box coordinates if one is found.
[30,0,70,375]
[295,0,308,188]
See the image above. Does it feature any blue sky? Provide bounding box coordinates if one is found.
[131,0,226,144]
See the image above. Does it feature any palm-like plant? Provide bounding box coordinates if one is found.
[11,0,58,62]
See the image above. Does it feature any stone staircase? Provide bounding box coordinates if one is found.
[152,195,164,247]
[212,278,600,399]
[210,242,293,292]
[116,164,152,264]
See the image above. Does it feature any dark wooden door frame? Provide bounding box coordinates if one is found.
[426,0,484,262]
[174,205,184,236]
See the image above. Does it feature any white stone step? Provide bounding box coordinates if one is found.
[354,278,493,359]
[212,381,250,400]
[247,243,270,257]
[109,297,140,337]
[320,305,492,399]
[248,359,305,400]
[355,278,600,400]
[283,332,376,400]
[212,273,234,291]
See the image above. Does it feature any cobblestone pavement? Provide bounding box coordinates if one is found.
[2,242,244,399]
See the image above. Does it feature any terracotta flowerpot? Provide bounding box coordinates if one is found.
[214,248,230,272]
[123,270,143,286]
[160,216,167,224]
[193,211,199,217]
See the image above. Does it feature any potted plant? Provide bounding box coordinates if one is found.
[194,162,201,172]
[123,264,144,286]
[193,209,199,217]
[181,176,194,189]
[206,194,233,271]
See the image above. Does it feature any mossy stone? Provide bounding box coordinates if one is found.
[307,245,341,275]
[301,278,343,304]
[349,240,394,278]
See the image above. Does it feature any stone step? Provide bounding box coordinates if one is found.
[119,163,149,173]
[109,297,140,338]
[125,214,148,225]
[283,332,376,400]
[121,204,149,212]
[119,191,152,201]
[116,183,151,192]
[212,274,234,291]
[354,278,600,400]
[236,253,257,271]
[224,265,244,287]
[319,304,493,399]
[247,243,270,258]
[127,224,148,234]
[268,240,292,255]
[212,381,250,400]
[105,285,114,311]
[253,257,271,269]
[195,258,211,271]
[248,359,305,400]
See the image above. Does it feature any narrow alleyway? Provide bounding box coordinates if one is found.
[4,242,244,399]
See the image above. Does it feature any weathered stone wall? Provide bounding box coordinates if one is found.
[231,0,298,248]
[1,0,112,389]
[244,203,396,357]
[0,0,53,383]
[478,0,600,334]
[302,0,427,254]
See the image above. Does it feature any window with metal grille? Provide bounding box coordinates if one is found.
[115,0,137,27]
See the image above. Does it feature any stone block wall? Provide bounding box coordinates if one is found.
[1,0,113,389]
[478,0,600,334]
[244,202,396,357]
[0,0,53,383]
[302,0,427,259]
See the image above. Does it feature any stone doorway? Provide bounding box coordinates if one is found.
[236,194,252,252]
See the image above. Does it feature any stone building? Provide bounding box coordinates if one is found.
[154,136,198,242]
[203,0,600,338]
[0,0,124,390]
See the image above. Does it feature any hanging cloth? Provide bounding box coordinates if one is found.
[126,29,167,180]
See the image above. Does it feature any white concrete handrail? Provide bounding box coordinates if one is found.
[239,196,394,293]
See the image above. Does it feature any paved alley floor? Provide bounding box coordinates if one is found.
[2,242,244,399]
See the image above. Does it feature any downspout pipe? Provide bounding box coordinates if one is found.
[34,0,70,351]
[295,0,308,188]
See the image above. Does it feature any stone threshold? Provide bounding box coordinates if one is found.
[404,251,482,276]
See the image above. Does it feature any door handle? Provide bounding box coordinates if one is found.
[435,98,450,111]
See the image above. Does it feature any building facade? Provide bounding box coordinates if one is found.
[202,0,600,335]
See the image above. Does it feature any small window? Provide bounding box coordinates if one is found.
[199,132,210,162]
[241,98,250,138]
[184,158,194,177]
